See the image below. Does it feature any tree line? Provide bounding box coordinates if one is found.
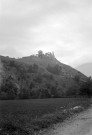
[0,74,92,100]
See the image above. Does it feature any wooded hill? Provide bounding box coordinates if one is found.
[0,51,88,99]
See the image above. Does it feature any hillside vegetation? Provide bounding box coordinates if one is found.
[0,51,89,99]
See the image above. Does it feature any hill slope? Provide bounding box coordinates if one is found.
[0,52,87,99]
[17,53,85,79]
[77,63,92,77]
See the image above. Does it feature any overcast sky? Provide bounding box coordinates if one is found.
[0,0,92,67]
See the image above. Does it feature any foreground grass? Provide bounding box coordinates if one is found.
[0,98,91,135]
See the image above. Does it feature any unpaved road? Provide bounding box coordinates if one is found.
[39,107,92,135]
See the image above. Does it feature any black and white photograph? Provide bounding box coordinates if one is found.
[0,0,92,134]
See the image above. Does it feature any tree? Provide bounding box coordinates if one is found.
[79,77,92,98]
[66,85,79,97]
[1,76,19,99]
[19,88,30,99]
[38,50,43,58]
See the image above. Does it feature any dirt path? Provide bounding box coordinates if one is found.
[38,107,92,135]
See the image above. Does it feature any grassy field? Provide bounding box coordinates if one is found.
[0,98,91,134]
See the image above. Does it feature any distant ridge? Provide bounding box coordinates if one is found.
[77,63,92,77]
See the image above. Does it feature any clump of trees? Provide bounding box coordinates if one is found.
[79,77,92,98]
[47,64,62,75]
[0,73,92,100]
[67,76,92,98]
[0,76,19,99]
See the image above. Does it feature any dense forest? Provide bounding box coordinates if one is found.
[0,51,91,100]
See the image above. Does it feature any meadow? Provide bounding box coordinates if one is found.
[0,98,91,134]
